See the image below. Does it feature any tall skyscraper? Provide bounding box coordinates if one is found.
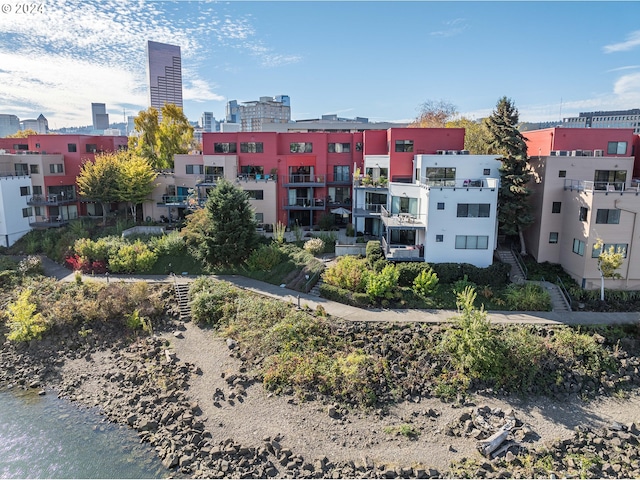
[91,103,109,131]
[146,40,183,113]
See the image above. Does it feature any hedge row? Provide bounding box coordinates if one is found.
[394,261,511,288]
[319,283,370,308]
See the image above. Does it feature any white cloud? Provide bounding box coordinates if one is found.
[183,79,225,103]
[603,31,640,53]
[430,18,467,38]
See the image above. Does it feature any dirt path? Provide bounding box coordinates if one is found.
[164,322,640,472]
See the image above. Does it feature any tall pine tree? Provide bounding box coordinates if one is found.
[198,179,258,267]
[484,97,533,254]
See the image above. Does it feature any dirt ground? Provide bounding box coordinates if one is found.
[163,322,640,472]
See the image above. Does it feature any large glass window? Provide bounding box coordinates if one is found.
[186,164,204,174]
[607,141,627,155]
[67,143,77,153]
[572,239,585,256]
[333,165,350,182]
[14,164,28,175]
[425,167,456,184]
[328,143,351,153]
[552,202,561,214]
[394,140,414,152]
[592,243,627,258]
[455,235,489,249]
[457,204,490,218]
[245,190,264,200]
[214,142,237,153]
[391,196,418,215]
[290,142,313,153]
[594,170,626,190]
[240,142,263,153]
[328,187,350,204]
[595,209,620,224]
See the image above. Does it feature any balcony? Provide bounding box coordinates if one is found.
[381,236,424,262]
[564,179,636,193]
[353,177,388,189]
[419,177,498,190]
[237,173,277,183]
[283,198,326,210]
[283,174,326,187]
[27,194,77,206]
[157,195,190,207]
[196,174,224,185]
[29,212,78,229]
[353,203,385,217]
[380,206,425,229]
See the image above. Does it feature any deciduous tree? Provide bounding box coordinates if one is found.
[446,117,491,154]
[6,129,39,138]
[594,239,625,301]
[410,100,458,128]
[484,97,533,254]
[76,152,121,226]
[116,152,158,221]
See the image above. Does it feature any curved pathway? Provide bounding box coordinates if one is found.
[35,255,640,327]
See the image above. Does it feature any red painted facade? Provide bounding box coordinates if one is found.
[524,127,636,157]
[202,128,466,225]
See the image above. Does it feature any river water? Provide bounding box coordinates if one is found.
[0,388,166,479]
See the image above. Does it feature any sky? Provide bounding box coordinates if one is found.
[1,1,640,129]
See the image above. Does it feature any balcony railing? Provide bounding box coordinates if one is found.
[283,198,326,209]
[564,180,634,193]
[196,174,224,184]
[158,195,190,205]
[237,173,277,182]
[381,236,423,261]
[284,174,326,185]
[29,212,78,228]
[419,177,498,189]
[27,194,77,206]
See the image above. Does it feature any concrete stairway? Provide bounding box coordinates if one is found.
[539,281,572,312]
[495,247,526,285]
[308,276,323,296]
[174,282,191,320]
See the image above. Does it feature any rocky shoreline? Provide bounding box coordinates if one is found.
[2,315,640,478]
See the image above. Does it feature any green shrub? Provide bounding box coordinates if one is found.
[366,264,399,302]
[190,280,242,327]
[319,283,371,307]
[318,213,335,231]
[503,283,552,311]
[149,231,186,256]
[413,268,439,297]
[273,221,286,244]
[304,238,325,255]
[246,243,283,271]
[396,262,431,287]
[5,289,48,342]
[108,240,157,273]
[346,223,355,237]
[366,241,383,268]
[316,232,337,253]
[431,263,464,284]
[323,255,369,293]
[452,275,476,295]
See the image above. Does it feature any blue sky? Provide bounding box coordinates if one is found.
[1,1,640,129]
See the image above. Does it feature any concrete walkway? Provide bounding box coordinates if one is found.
[34,255,640,327]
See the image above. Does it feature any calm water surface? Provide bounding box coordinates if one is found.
[0,388,166,479]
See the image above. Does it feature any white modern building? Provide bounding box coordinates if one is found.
[0,167,33,247]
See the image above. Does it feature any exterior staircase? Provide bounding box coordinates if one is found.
[542,281,572,312]
[495,247,526,285]
[174,282,191,320]
[308,276,323,296]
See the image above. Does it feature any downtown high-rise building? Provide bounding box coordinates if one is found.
[91,103,109,131]
[146,40,183,113]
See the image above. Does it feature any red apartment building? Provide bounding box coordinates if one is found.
[199,128,466,227]
[0,134,127,226]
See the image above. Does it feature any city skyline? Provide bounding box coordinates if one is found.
[0,1,639,129]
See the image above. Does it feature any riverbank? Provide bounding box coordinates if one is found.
[2,296,640,478]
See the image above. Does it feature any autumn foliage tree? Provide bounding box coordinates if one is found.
[410,100,458,128]
[76,152,121,226]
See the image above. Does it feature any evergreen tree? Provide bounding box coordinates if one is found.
[484,97,533,254]
[198,179,258,267]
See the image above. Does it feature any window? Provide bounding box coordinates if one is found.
[186,165,204,175]
[290,142,313,153]
[214,142,237,153]
[437,202,445,210]
[49,164,64,173]
[549,232,559,244]
[579,207,589,222]
[328,187,350,204]
[552,202,562,214]
[33,186,42,195]
[245,190,264,200]
[572,239,585,256]
[67,143,77,152]
[35,143,40,148]
[595,209,620,224]
[607,141,627,155]
[34,206,41,216]
[594,170,626,190]
[457,203,490,218]
[355,142,363,151]
[86,144,97,153]
[328,143,351,153]
[14,164,28,176]
[558,170,566,178]
[436,235,444,242]
[240,142,264,153]
[592,243,628,258]
[333,165,350,182]
[29,164,39,174]
[255,212,264,223]
[20,186,30,196]
[455,235,489,249]
[22,207,32,218]
[394,140,414,152]
[483,168,491,175]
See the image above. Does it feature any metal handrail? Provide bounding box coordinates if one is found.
[510,243,528,280]
[304,270,321,293]
[556,275,573,311]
